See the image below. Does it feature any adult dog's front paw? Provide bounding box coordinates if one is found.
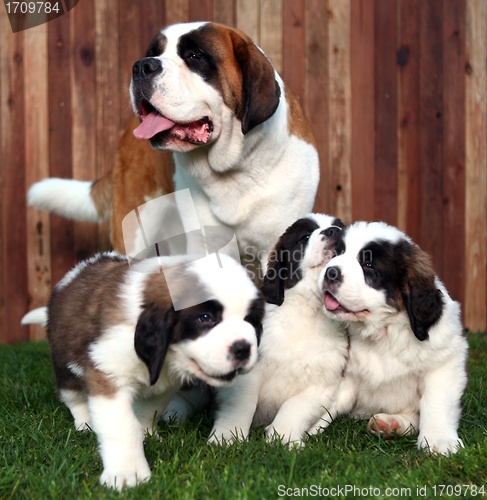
[100,462,151,491]
[418,434,464,456]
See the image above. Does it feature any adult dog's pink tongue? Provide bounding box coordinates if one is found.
[324,293,341,311]
[133,112,175,139]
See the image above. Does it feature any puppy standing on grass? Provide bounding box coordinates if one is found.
[27,252,264,490]
[315,221,468,455]
[209,214,349,446]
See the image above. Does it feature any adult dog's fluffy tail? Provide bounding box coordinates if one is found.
[21,307,48,327]
[27,171,112,222]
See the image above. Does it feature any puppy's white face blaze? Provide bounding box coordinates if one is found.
[320,221,409,323]
[321,252,390,321]
[170,318,259,387]
[263,213,345,306]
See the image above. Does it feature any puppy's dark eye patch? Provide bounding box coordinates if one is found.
[196,313,217,326]
[297,233,311,244]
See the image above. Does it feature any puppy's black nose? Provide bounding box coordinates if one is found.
[230,340,251,361]
[132,57,162,79]
[321,226,342,238]
[324,266,341,283]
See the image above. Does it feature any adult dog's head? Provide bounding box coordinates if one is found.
[130,22,281,153]
[319,221,444,341]
[262,214,344,306]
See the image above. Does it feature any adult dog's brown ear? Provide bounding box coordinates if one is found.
[400,244,444,341]
[231,30,281,134]
[135,304,177,385]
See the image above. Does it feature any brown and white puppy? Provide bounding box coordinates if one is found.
[27,21,319,263]
[315,221,468,455]
[209,214,349,447]
[31,252,264,489]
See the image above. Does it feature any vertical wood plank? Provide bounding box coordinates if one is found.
[0,3,9,341]
[465,0,487,331]
[71,0,99,262]
[119,0,143,125]
[140,0,166,48]
[213,0,235,26]
[260,0,283,74]
[236,0,259,43]
[374,0,397,225]
[282,0,305,102]
[166,0,190,25]
[442,0,466,304]
[1,19,28,342]
[305,0,329,214]
[189,0,212,22]
[397,0,420,240]
[95,0,120,250]
[48,15,75,287]
[327,0,352,222]
[24,24,51,341]
[418,0,444,272]
[351,0,375,222]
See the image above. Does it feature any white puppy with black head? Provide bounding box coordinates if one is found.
[316,221,468,455]
[209,214,349,446]
[41,252,264,489]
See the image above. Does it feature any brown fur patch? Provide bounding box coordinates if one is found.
[111,116,175,252]
[47,255,130,392]
[285,83,317,147]
[85,365,117,397]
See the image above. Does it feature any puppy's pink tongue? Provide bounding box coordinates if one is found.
[324,293,341,311]
[133,112,175,139]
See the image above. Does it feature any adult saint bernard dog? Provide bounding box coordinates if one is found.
[209,214,349,446]
[27,21,319,265]
[316,221,468,456]
[33,252,264,489]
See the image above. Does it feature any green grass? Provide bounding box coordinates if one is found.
[1,333,486,499]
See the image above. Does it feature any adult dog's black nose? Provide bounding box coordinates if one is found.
[324,266,342,283]
[230,340,251,361]
[132,57,162,80]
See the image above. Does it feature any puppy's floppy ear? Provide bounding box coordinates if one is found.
[231,31,281,134]
[400,244,444,341]
[134,304,177,385]
[262,248,287,306]
[244,296,266,345]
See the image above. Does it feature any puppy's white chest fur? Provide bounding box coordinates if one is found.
[253,296,347,426]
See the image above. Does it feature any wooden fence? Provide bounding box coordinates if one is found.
[1,0,486,343]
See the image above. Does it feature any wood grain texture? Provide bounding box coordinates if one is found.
[1,0,485,341]
[397,0,420,241]
[374,0,397,225]
[465,0,487,331]
[1,18,28,342]
[306,0,329,214]
[327,0,352,223]
[442,0,466,303]
[351,0,375,222]
[24,25,51,341]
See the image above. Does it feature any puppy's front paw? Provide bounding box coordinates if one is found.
[100,463,151,491]
[207,429,242,446]
[418,434,464,456]
[265,426,305,449]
